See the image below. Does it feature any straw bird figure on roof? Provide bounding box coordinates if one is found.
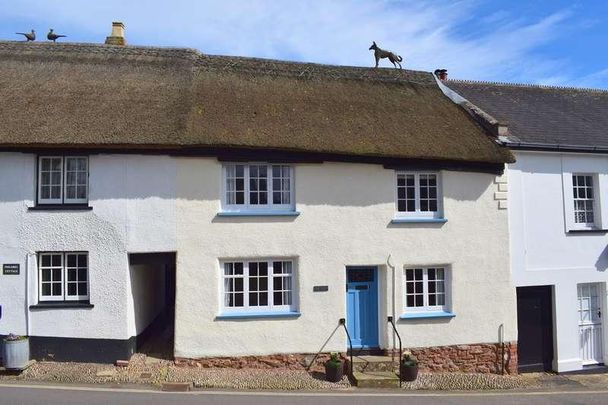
[47,29,67,42]
[369,41,403,69]
[16,30,35,41]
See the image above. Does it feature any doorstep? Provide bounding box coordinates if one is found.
[352,370,400,388]
[351,355,398,373]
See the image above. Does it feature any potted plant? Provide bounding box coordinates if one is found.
[324,352,344,382]
[400,351,419,382]
[2,333,30,370]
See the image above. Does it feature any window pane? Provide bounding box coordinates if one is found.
[52,283,62,296]
[225,164,245,205]
[68,283,77,296]
[573,174,595,224]
[42,283,51,296]
[249,165,268,206]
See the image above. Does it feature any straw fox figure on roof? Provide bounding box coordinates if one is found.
[369,41,403,69]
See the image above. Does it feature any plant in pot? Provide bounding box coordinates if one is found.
[324,352,344,382]
[400,351,419,382]
[2,333,30,370]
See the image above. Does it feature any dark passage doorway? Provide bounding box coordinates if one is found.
[517,285,554,372]
[129,252,176,360]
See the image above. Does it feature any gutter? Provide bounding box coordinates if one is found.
[504,141,608,154]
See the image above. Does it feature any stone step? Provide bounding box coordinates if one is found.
[352,370,400,388]
[351,355,398,373]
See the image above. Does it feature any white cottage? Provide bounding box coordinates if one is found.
[446,80,608,372]
[0,39,517,375]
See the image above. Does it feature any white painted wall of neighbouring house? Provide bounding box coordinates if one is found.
[0,152,516,359]
[0,153,177,342]
[509,151,608,372]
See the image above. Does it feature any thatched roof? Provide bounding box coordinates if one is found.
[0,41,513,165]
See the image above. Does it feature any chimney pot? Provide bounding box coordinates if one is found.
[105,21,126,46]
[434,69,448,81]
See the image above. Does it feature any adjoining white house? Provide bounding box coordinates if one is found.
[0,36,517,374]
[445,79,608,373]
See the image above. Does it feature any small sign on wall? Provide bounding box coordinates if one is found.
[313,285,329,292]
[3,264,20,275]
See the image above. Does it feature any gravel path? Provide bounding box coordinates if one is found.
[0,354,542,391]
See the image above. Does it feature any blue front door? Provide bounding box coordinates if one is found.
[346,267,379,348]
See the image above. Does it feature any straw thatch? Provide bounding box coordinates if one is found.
[0,41,513,165]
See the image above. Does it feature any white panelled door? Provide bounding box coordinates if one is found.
[577,283,604,365]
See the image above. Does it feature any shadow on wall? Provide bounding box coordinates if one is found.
[595,244,608,272]
[4,154,494,209]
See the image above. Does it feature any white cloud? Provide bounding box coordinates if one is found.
[1,0,598,87]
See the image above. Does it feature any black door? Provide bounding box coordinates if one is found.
[517,286,554,372]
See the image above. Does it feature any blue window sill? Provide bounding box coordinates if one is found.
[391,218,447,224]
[217,211,300,217]
[216,311,301,320]
[400,311,455,320]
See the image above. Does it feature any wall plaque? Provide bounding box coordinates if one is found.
[313,285,329,292]
[3,264,20,275]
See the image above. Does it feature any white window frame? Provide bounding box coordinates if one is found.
[220,259,297,313]
[38,252,90,302]
[221,163,295,213]
[403,266,449,313]
[571,173,599,229]
[395,171,442,219]
[37,155,89,205]
[37,156,64,204]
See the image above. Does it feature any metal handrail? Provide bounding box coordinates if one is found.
[339,318,353,376]
[387,316,402,387]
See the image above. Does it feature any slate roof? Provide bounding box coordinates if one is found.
[0,41,513,165]
[446,80,608,149]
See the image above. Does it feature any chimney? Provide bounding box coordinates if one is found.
[105,22,126,45]
[434,69,448,81]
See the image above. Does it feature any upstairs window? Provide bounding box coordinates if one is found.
[39,252,89,302]
[221,259,295,313]
[396,172,442,218]
[404,267,448,313]
[38,156,88,205]
[223,164,294,212]
[572,174,596,227]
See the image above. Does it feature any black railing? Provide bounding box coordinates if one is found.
[387,316,402,387]
[339,318,353,376]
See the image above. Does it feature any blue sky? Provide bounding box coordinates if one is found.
[2,0,606,88]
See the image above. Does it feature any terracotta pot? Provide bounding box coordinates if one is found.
[325,362,344,382]
[400,363,418,382]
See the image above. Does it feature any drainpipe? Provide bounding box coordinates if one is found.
[25,253,36,337]
[387,254,396,359]
[499,323,505,374]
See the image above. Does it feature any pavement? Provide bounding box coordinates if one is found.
[0,383,608,405]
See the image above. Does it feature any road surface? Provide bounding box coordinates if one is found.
[0,383,607,404]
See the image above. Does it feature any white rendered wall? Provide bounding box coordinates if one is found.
[0,153,515,358]
[174,159,516,358]
[0,153,177,341]
[509,151,608,371]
